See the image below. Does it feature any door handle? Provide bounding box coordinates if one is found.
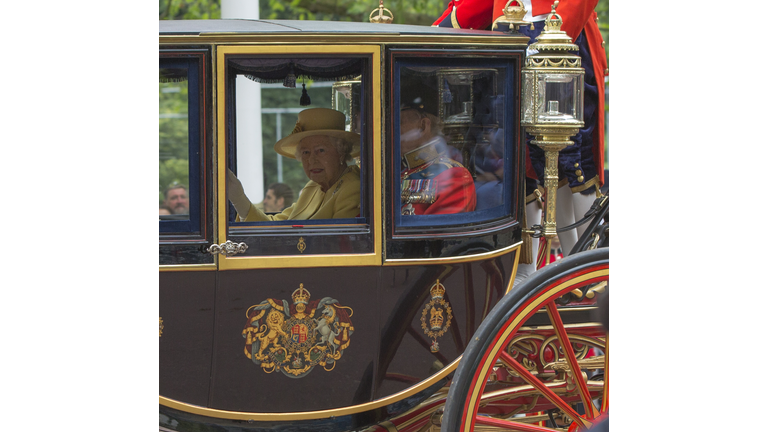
[207,240,248,256]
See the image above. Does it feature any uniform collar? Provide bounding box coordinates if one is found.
[402,136,445,169]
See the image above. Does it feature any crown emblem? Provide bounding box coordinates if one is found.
[544,1,564,32]
[430,307,444,331]
[421,279,452,353]
[430,279,446,299]
[369,0,393,24]
[502,0,527,21]
[292,283,311,304]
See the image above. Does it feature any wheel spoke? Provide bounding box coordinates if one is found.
[498,351,590,429]
[544,302,599,419]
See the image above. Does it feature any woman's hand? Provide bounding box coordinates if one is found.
[227,169,252,217]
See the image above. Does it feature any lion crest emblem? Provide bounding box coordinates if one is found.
[242,284,354,378]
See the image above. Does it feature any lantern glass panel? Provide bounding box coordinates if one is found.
[535,73,583,123]
[332,81,361,133]
[522,70,535,124]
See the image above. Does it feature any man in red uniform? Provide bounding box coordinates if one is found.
[399,102,476,215]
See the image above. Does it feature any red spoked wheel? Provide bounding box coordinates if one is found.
[441,248,608,432]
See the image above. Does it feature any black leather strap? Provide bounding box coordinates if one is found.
[557,195,609,233]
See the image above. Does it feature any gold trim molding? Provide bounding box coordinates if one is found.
[216,45,383,271]
[160,355,461,421]
[384,242,521,266]
[160,264,217,272]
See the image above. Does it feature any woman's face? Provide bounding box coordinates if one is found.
[297,135,345,191]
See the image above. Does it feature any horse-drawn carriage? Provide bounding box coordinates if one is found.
[159,7,608,431]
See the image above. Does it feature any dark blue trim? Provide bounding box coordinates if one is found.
[358,71,367,219]
[394,58,516,229]
[233,217,364,227]
[160,57,202,234]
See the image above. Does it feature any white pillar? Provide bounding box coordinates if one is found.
[221,0,259,19]
[222,0,264,202]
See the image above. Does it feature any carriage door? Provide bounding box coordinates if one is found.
[371,48,526,400]
[159,49,217,407]
[200,45,385,413]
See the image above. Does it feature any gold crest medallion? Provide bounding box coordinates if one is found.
[420,279,452,353]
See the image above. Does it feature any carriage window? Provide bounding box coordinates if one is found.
[226,57,367,227]
[160,57,202,234]
[394,60,515,229]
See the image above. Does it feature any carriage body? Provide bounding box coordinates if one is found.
[159,19,607,432]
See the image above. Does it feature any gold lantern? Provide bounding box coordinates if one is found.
[520,1,585,260]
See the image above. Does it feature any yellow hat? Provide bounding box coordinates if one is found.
[274,108,361,159]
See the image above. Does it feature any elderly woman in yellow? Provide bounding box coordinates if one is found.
[228,108,361,221]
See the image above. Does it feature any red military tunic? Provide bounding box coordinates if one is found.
[401,141,476,215]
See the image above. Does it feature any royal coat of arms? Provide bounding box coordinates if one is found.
[242,283,354,378]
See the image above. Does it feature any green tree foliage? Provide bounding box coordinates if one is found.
[595,0,608,64]
[160,0,445,25]
[159,0,220,20]
[594,0,608,168]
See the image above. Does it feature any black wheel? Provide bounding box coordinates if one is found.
[441,248,608,432]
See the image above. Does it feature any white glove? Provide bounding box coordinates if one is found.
[227,169,253,218]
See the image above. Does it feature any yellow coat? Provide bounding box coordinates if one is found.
[240,166,360,221]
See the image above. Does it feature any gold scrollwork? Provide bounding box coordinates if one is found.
[525,57,581,68]
[506,333,604,375]
[540,334,605,367]
[159,317,164,337]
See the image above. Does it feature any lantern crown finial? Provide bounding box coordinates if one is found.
[529,0,578,53]
[545,1,564,32]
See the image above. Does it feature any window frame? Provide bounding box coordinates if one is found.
[388,50,523,239]
[215,45,382,270]
[159,54,204,235]
[159,49,214,267]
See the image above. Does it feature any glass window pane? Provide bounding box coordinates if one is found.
[396,61,512,228]
[227,57,365,226]
[159,68,190,220]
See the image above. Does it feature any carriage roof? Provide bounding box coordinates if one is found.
[159,18,510,36]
